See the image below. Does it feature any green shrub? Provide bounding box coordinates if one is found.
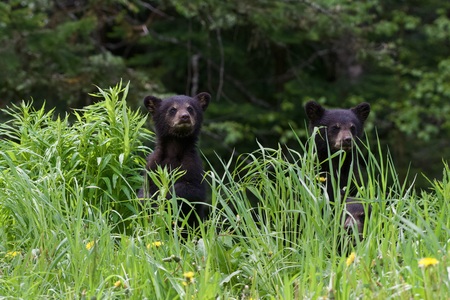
[0,81,152,244]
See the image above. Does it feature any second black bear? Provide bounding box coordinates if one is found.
[139,92,211,227]
[305,101,371,235]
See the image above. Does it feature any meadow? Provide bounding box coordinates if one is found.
[0,83,449,299]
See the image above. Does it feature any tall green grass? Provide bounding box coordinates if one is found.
[0,82,448,299]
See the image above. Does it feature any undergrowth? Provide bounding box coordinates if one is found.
[0,82,448,299]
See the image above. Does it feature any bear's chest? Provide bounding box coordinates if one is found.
[150,147,199,172]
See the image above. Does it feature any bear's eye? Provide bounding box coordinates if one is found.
[169,107,177,115]
[186,106,194,114]
[331,124,340,131]
[357,213,365,223]
[350,124,356,133]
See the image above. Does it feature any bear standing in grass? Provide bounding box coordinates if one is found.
[305,101,371,234]
[139,92,210,227]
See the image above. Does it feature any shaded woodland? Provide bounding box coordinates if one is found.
[1,0,449,187]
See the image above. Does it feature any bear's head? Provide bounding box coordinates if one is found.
[305,101,370,152]
[343,198,372,240]
[144,93,210,138]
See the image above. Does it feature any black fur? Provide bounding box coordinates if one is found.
[305,101,371,238]
[139,93,211,227]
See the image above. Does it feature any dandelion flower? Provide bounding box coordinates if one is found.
[114,280,128,289]
[317,176,327,183]
[147,241,164,249]
[5,251,20,259]
[86,241,95,250]
[418,257,439,268]
[346,252,356,266]
[182,271,195,286]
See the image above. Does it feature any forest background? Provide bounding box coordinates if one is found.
[1,0,449,188]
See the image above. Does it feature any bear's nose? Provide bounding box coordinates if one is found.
[343,136,352,144]
[180,113,190,121]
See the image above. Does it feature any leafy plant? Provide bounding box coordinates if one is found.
[0,83,449,298]
[0,81,151,244]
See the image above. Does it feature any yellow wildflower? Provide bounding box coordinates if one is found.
[418,257,439,268]
[86,241,95,250]
[5,251,20,259]
[147,241,164,249]
[182,271,195,286]
[346,252,356,266]
[113,280,128,288]
[316,175,327,183]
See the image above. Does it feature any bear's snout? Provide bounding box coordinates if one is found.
[178,112,191,123]
[343,200,371,239]
[334,130,354,150]
[343,210,364,234]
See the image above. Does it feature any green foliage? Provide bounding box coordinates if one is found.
[0,84,449,298]
[0,1,152,110]
[0,82,151,243]
[0,0,449,186]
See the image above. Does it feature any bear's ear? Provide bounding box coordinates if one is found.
[351,102,371,123]
[144,96,162,114]
[305,101,325,122]
[194,92,211,111]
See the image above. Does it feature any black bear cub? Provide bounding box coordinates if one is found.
[305,101,371,235]
[139,93,210,227]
